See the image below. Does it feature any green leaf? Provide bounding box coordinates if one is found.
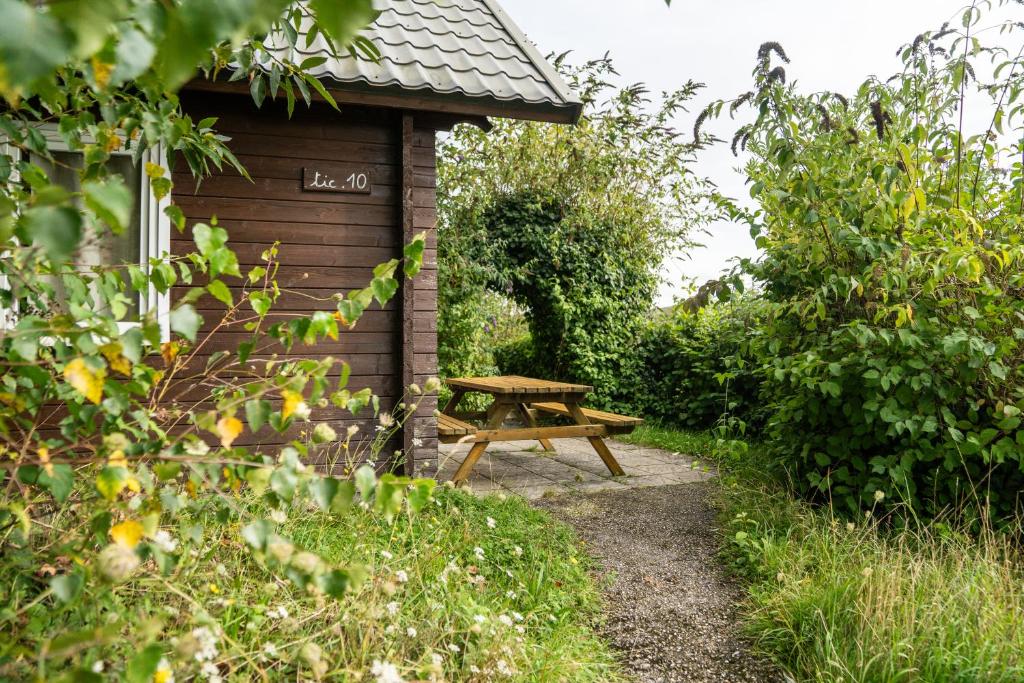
[84,177,133,234]
[96,466,129,500]
[304,73,339,111]
[308,477,339,510]
[250,73,266,108]
[316,567,363,598]
[370,276,398,305]
[126,644,163,683]
[249,291,271,316]
[50,571,83,603]
[39,464,74,503]
[241,519,273,551]
[309,0,379,48]
[354,464,376,501]
[0,0,71,99]
[270,467,298,501]
[20,206,82,261]
[169,304,202,342]
[207,280,234,307]
[245,398,271,432]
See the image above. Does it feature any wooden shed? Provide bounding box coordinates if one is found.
[176,0,581,474]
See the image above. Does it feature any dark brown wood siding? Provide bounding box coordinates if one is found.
[408,122,440,473]
[171,93,439,471]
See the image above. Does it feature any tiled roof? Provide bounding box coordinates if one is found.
[266,0,582,123]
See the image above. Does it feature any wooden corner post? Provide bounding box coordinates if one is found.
[400,112,416,475]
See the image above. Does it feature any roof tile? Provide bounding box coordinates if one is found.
[265,0,581,122]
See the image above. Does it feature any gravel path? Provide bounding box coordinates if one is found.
[534,482,782,683]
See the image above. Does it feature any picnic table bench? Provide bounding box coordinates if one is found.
[439,375,643,485]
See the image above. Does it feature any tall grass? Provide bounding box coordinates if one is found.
[722,477,1024,682]
[619,427,1024,683]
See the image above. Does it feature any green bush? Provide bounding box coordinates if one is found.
[637,299,765,430]
[437,58,710,408]
[704,10,1024,517]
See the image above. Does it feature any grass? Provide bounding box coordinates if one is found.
[621,425,1024,683]
[615,423,716,460]
[2,486,624,682]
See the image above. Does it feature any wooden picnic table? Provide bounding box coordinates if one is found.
[439,375,643,485]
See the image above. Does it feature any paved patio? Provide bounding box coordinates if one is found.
[433,437,713,499]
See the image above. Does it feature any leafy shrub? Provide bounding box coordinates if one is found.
[437,58,711,408]
[637,298,765,430]
[705,8,1024,517]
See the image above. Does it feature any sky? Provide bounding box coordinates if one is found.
[498,0,976,304]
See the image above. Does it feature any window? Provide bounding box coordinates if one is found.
[2,125,171,338]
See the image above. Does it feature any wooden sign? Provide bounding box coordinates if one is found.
[302,165,372,194]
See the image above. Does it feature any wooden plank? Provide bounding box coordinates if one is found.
[530,402,644,427]
[516,402,555,452]
[469,424,608,442]
[445,375,593,395]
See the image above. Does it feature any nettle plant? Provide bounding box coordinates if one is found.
[0,0,436,677]
[703,3,1024,517]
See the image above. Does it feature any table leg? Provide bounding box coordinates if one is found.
[442,389,466,416]
[451,401,513,486]
[515,403,555,452]
[565,402,625,476]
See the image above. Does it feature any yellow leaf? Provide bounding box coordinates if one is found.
[64,358,105,404]
[160,341,180,365]
[100,343,131,376]
[90,57,113,88]
[217,416,243,449]
[110,520,144,549]
[282,390,303,420]
[38,446,53,477]
[144,161,165,179]
[108,449,128,468]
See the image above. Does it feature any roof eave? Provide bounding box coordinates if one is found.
[187,75,582,125]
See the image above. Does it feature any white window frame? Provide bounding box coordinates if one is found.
[1,124,171,340]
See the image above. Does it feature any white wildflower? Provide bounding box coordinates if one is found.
[473,547,485,560]
[386,601,400,616]
[200,661,222,683]
[424,377,441,393]
[378,412,395,428]
[862,566,874,578]
[371,660,405,683]
[431,653,442,665]
[155,658,174,683]
[91,661,104,673]
[512,612,523,622]
[486,517,496,529]
[498,614,513,627]
[874,489,885,502]
[516,625,525,634]
[395,570,409,583]
[263,642,278,659]
[151,529,178,553]
[469,665,480,674]
[473,614,486,624]
[380,550,394,560]
[406,626,417,638]
[346,424,360,438]
[496,659,513,676]
[192,626,219,663]
[506,590,516,599]
[846,522,855,531]
[385,624,396,635]
[447,643,461,653]
[513,546,523,557]
[269,508,288,524]
[412,437,423,448]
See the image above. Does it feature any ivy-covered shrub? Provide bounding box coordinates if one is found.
[637,299,765,430]
[704,8,1024,518]
[437,58,711,408]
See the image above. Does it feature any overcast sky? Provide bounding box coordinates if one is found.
[499,0,976,304]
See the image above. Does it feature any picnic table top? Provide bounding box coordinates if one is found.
[444,375,593,396]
